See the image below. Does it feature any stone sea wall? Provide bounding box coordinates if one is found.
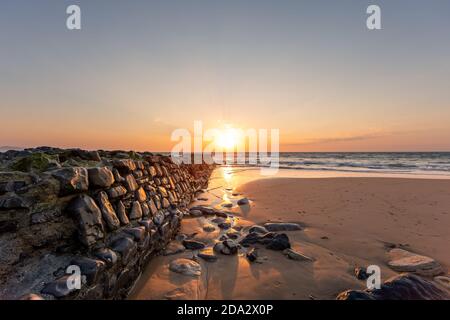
[0,147,214,300]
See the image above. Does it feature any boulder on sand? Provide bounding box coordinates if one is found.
[169,259,201,277]
[387,248,443,276]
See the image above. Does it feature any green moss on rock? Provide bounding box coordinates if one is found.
[10,153,59,173]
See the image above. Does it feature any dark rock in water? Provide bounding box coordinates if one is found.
[222,239,239,255]
[93,248,118,267]
[240,232,261,247]
[264,222,301,232]
[189,209,203,217]
[214,210,229,218]
[163,241,186,256]
[218,222,232,230]
[183,239,206,250]
[198,248,218,262]
[249,225,269,234]
[70,257,106,285]
[52,167,89,195]
[96,191,120,231]
[41,275,78,298]
[237,198,249,206]
[337,274,450,300]
[67,195,105,246]
[355,267,369,280]
[246,248,258,262]
[265,233,291,251]
[88,167,114,188]
[226,229,240,239]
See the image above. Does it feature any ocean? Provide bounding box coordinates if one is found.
[225,152,450,177]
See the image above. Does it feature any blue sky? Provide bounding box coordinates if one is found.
[1,0,449,151]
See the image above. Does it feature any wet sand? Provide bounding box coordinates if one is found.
[129,167,450,300]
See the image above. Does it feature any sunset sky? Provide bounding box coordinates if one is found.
[1,0,449,152]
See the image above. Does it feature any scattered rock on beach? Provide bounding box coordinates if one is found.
[202,224,216,232]
[182,239,206,250]
[218,222,232,230]
[354,267,369,280]
[189,209,203,217]
[197,248,218,262]
[264,222,301,232]
[249,225,269,234]
[337,274,449,300]
[283,249,313,262]
[433,276,450,290]
[237,198,249,206]
[214,239,238,255]
[169,259,201,277]
[163,241,186,256]
[266,233,291,250]
[222,203,233,208]
[387,248,443,276]
[246,248,258,262]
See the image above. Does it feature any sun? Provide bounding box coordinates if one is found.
[216,129,239,150]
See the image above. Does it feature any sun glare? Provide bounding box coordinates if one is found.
[216,129,239,150]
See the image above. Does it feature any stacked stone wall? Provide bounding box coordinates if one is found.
[0,148,213,299]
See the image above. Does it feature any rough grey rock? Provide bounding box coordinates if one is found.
[264,222,301,232]
[169,258,201,277]
[112,159,136,172]
[129,201,143,220]
[115,201,130,225]
[70,257,106,285]
[107,185,127,199]
[337,273,450,300]
[0,194,28,210]
[97,191,120,231]
[67,195,105,246]
[52,167,89,195]
[93,248,118,267]
[111,237,137,264]
[41,275,78,298]
[136,187,147,202]
[123,226,146,242]
[88,167,115,188]
[124,174,139,192]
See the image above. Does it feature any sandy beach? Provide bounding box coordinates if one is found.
[129,167,450,300]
